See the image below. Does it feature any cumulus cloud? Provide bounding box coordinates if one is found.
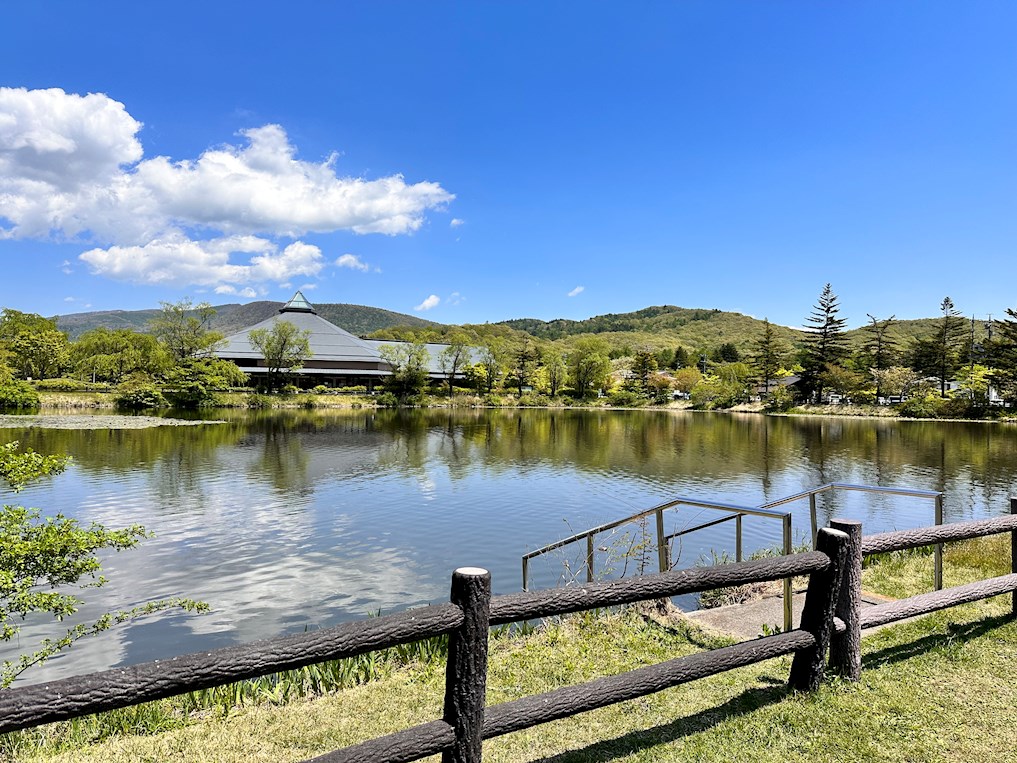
[567,285,585,297]
[80,235,324,287]
[336,253,371,272]
[449,218,464,228]
[414,294,440,311]
[0,87,454,291]
[214,285,259,298]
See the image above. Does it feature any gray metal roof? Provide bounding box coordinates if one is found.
[217,292,476,377]
[217,294,383,364]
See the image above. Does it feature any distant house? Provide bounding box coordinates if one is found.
[215,292,469,389]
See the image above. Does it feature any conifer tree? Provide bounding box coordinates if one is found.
[801,284,849,400]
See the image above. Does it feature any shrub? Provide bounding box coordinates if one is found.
[607,389,644,407]
[0,379,40,411]
[33,377,110,392]
[763,386,796,413]
[375,392,399,407]
[338,385,368,394]
[246,393,273,409]
[280,384,300,395]
[897,394,941,419]
[113,378,167,411]
[312,385,331,394]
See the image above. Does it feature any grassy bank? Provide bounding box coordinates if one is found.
[6,537,1015,762]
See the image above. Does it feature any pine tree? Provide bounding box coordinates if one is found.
[861,314,897,399]
[752,318,786,396]
[801,284,849,400]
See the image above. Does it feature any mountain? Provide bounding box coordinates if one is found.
[55,301,439,339]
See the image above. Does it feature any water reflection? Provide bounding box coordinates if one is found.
[1,409,1016,683]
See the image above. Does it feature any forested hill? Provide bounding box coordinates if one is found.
[55,302,438,339]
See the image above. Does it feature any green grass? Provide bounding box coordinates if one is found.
[7,537,1016,762]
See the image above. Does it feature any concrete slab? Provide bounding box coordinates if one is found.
[685,589,895,640]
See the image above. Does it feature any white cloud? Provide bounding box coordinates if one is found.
[446,291,464,306]
[214,285,259,298]
[0,87,454,291]
[80,235,324,287]
[336,253,371,272]
[63,296,75,302]
[567,285,585,297]
[449,218,464,228]
[414,294,440,311]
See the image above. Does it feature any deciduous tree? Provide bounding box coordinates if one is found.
[249,321,313,391]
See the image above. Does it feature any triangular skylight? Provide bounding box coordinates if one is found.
[280,291,317,314]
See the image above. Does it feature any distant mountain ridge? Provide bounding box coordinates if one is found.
[55,301,439,339]
[54,300,968,354]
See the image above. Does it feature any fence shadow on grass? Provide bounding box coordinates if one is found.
[860,611,1014,670]
[533,682,788,763]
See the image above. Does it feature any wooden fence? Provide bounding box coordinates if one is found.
[1,508,1016,763]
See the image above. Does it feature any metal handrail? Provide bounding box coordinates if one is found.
[522,496,794,630]
[760,482,944,590]
[521,481,945,633]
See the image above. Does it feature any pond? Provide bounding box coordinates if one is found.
[2,408,1016,684]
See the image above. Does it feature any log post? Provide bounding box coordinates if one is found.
[443,568,491,763]
[788,527,849,692]
[828,518,862,680]
[1011,497,1017,618]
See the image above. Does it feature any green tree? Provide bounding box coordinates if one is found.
[477,340,506,394]
[861,314,897,400]
[752,318,786,396]
[380,342,430,402]
[801,284,849,401]
[710,342,741,363]
[0,442,205,687]
[539,347,567,397]
[989,308,1017,405]
[161,358,248,409]
[437,334,472,398]
[149,299,224,362]
[511,338,537,395]
[71,327,168,383]
[910,297,965,397]
[249,321,313,391]
[0,309,70,380]
[629,350,658,395]
[567,338,612,398]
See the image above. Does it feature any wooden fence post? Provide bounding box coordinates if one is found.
[788,527,849,692]
[828,518,862,680]
[443,567,491,763]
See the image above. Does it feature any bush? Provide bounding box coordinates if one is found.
[32,377,110,392]
[0,379,40,411]
[897,395,942,419]
[246,393,273,409]
[338,385,368,394]
[763,386,796,413]
[312,385,331,394]
[607,389,644,407]
[113,378,167,411]
[375,392,399,407]
[280,384,300,395]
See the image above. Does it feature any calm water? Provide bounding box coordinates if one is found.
[2,408,1016,684]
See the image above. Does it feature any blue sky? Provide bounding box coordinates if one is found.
[1,2,1014,329]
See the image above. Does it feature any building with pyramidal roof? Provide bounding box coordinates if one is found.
[215,292,467,389]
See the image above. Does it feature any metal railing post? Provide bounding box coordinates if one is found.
[586,535,595,583]
[809,492,818,549]
[443,567,491,763]
[656,508,667,572]
[934,493,944,590]
[522,557,529,592]
[783,513,793,632]
[735,513,743,562]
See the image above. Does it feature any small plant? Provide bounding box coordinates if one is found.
[758,622,783,637]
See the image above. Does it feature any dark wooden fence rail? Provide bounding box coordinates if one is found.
[3,508,1015,763]
[828,505,1017,679]
[0,530,850,763]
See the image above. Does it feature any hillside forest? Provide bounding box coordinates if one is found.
[2,284,1017,419]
